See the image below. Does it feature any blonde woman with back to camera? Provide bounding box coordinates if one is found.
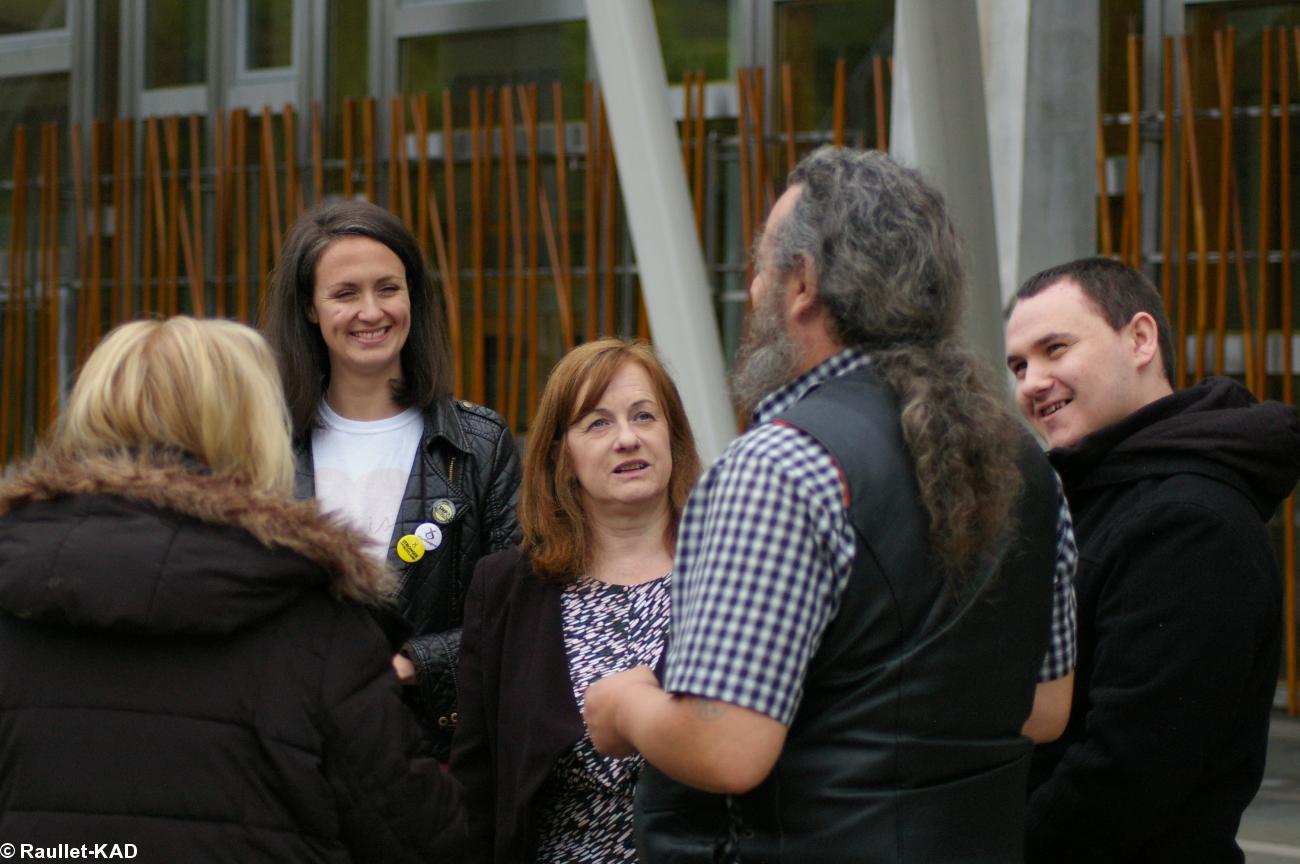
[451,338,702,863]
[0,317,464,863]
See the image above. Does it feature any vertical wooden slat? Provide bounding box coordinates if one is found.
[753,65,773,214]
[426,169,461,403]
[34,127,47,434]
[214,110,229,318]
[873,54,889,152]
[553,80,574,337]
[1096,107,1114,258]
[189,113,205,317]
[783,63,797,172]
[1161,37,1175,316]
[1213,30,1235,375]
[363,98,377,204]
[121,120,135,322]
[1,127,23,462]
[832,58,846,147]
[1230,177,1257,388]
[600,97,617,338]
[487,88,510,412]
[1280,26,1296,716]
[585,80,598,343]
[70,123,88,360]
[342,97,355,200]
[140,119,158,316]
[1176,94,1190,389]
[311,102,324,207]
[470,88,486,405]
[1177,36,1209,383]
[88,120,103,351]
[693,70,706,231]
[109,120,123,325]
[260,106,283,257]
[502,86,525,430]
[257,118,271,322]
[41,124,59,430]
[681,69,693,172]
[1124,34,1142,268]
[149,117,172,316]
[165,116,201,316]
[522,85,541,416]
[520,88,574,354]
[283,103,299,223]
[235,109,250,322]
[412,94,430,256]
[396,98,412,226]
[443,89,463,397]
[163,116,184,316]
[388,97,403,220]
[737,68,755,291]
[1256,28,1273,398]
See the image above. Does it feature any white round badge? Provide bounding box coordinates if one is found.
[415,522,443,551]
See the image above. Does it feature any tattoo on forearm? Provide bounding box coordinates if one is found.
[691,700,727,721]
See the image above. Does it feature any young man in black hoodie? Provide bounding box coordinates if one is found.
[1005,256,1300,863]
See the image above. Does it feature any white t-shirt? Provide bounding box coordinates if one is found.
[312,401,424,560]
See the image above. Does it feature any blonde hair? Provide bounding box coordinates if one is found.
[54,317,295,495]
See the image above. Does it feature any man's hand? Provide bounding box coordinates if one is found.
[584,664,661,757]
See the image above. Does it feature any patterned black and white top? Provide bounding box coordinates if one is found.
[534,573,672,864]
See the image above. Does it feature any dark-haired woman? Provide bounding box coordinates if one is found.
[264,199,520,760]
[451,338,702,863]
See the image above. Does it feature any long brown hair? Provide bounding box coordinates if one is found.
[261,200,451,440]
[520,339,701,583]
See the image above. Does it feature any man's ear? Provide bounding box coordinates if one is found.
[787,256,820,321]
[1128,311,1160,371]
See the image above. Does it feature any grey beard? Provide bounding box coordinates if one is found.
[729,298,798,413]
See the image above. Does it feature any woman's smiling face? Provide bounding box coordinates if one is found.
[308,235,411,386]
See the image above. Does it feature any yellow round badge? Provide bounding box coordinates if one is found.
[396,534,426,563]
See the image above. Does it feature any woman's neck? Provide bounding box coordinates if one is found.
[324,371,405,421]
[586,499,674,586]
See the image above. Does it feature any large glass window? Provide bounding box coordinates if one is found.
[245,0,293,71]
[653,0,731,82]
[0,0,66,36]
[144,0,207,88]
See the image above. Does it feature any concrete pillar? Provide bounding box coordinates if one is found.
[585,0,734,463]
[890,1,1005,370]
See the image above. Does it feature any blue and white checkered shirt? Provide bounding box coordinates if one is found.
[664,347,1077,724]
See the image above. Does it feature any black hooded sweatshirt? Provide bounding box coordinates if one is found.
[1026,376,1300,863]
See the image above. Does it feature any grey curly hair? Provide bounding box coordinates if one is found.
[771,147,1024,584]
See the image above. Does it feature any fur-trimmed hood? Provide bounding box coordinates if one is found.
[0,455,396,635]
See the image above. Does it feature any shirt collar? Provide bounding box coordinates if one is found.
[752,346,874,425]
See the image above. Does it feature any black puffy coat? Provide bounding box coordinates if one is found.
[1028,377,1300,862]
[0,456,465,864]
[295,398,521,760]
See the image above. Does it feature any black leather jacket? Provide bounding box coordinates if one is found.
[295,397,521,760]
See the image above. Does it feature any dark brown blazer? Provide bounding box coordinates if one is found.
[450,547,584,864]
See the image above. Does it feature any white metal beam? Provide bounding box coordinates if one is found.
[584,0,734,463]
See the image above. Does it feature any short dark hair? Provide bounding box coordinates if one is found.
[261,200,451,439]
[1016,257,1176,386]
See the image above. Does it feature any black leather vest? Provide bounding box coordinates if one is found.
[636,367,1059,863]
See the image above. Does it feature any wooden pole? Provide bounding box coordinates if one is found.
[470,88,486,405]
[1125,34,1142,268]
[519,87,574,354]
[426,171,461,401]
[396,97,411,226]
[1230,174,1257,389]
[34,127,47,434]
[502,86,525,429]
[4,127,29,460]
[140,118,158,316]
[1213,30,1235,375]
[189,113,205,316]
[389,97,406,223]
[1177,36,1210,383]
[1161,37,1175,316]
[88,120,103,351]
[39,124,57,431]
[522,85,541,416]
[753,65,773,213]
[693,70,706,231]
[214,110,229,318]
[1280,26,1296,716]
[487,88,510,413]
[109,120,123,326]
[584,81,599,343]
[737,68,754,291]
[1176,96,1190,389]
[342,97,355,200]
[311,102,324,207]
[164,116,201,317]
[553,80,575,344]
[873,54,889,152]
[1256,28,1273,398]
[121,120,135,322]
[260,106,283,256]
[413,94,430,256]
[681,69,693,173]
[832,58,846,147]
[164,116,181,316]
[783,63,797,172]
[283,103,300,223]
[600,96,617,338]
[443,88,463,397]
[70,123,88,361]
[235,109,250,322]
[256,116,271,322]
